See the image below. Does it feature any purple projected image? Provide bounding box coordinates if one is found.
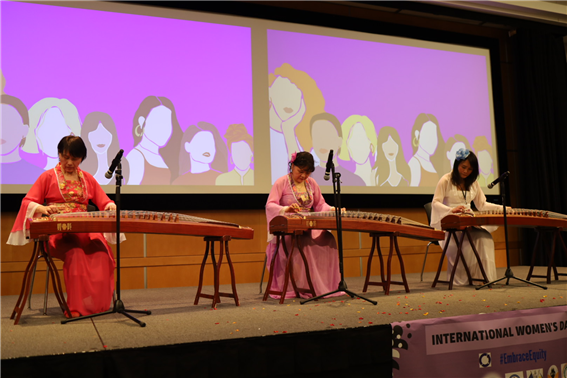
[1,2,253,186]
[268,29,496,189]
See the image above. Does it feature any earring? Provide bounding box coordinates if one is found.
[412,135,419,148]
[135,124,144,137]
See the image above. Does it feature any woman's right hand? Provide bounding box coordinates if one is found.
[36,205,59,216]
[286,203,301,213]
[451,206,467,214]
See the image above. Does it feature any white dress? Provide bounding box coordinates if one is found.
[430,173,502,285]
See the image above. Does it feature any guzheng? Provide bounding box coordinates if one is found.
[29,210,254,239]
[441,209,567,231]
[270,211,444,241]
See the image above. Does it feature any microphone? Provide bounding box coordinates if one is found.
[323,149,334,181]
[487,171,509,189]
[105,149,124,179]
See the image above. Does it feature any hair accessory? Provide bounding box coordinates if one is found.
[290,151,297,164]
[455,148,470,161]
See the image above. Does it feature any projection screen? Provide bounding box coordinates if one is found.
[0,1,500,196]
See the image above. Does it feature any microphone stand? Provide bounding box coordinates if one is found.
[477,178,546,290]
[62,162,152,326]
[301,164,377,305]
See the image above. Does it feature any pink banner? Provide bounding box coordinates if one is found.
[392,306,567,378]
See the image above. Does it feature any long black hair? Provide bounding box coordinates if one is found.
[450,149,479,190]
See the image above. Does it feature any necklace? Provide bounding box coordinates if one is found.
[138,144,160,155]
[461,186,467,203]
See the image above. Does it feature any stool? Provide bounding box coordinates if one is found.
[194,235,239,308]
[363,232,409,295]
[432,227,489,290]
[526,227,567,284]
[11,237,70,325]
[263,231,317,304]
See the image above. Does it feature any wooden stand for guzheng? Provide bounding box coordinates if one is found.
[266,211,444,301]
[526,227,567,284]
[262,231,317,304]
[11,236,71,325]
[431,227,489,290]
[194,235,240,308]
[363,232,410,295]
[441,209,567,290]
[14,209,254,324]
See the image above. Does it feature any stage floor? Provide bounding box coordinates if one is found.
[2,266,566,361]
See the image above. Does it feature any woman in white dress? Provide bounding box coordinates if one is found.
[430,148,503,285]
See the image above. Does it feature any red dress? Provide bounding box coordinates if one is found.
[7,164,116,316]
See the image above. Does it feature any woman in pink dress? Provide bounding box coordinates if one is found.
[265,151,341,298]
[7,136,117,318]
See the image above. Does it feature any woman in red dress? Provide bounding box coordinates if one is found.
[7,136,117,318]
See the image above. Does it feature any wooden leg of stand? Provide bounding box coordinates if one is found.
[213,239,222,308]
[263,235,281,301]
[464,228,489,284]
[194,240,211,305]
[279,236,293,305]
[383,236,395,295]
[279,235,298,304]
[432,232,451,288]
[393,235,410,293]
[11,242,41,325]
[547,230,564,282]
[526,230,542,281]
[376,238,386,290]
[295,238,317,298]
[42,241,70,316]
[555,231,567,280]
[362,236,377,292]
[223,237,240,306]
[448,231,467,290]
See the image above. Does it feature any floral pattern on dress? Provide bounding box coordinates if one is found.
[52,163,88,213]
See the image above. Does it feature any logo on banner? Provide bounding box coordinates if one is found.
[505,372,524,378]
[479,353,492,368]
[526,368,544,378]
[547,365,559,378]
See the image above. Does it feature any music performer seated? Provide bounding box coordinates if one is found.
[430,148,504,285]
[265,151,342,298]
[7,136,118,318]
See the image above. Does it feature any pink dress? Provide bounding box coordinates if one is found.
[7,164,116,316]
[266,174,341,298]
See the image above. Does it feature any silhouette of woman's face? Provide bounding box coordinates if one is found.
[36,107,72,158]
[419,121,438,155]
[186,130,216,165]
[143,105,173,147]
[447,142,465,169]
[269,77,302,123]
[231,140,253,171]
[88,122,113,155]
[347,122,371,165]
[382,135,399,162]
[0,104,27,155]
[477,150,493,175]
[311,120,341,165]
